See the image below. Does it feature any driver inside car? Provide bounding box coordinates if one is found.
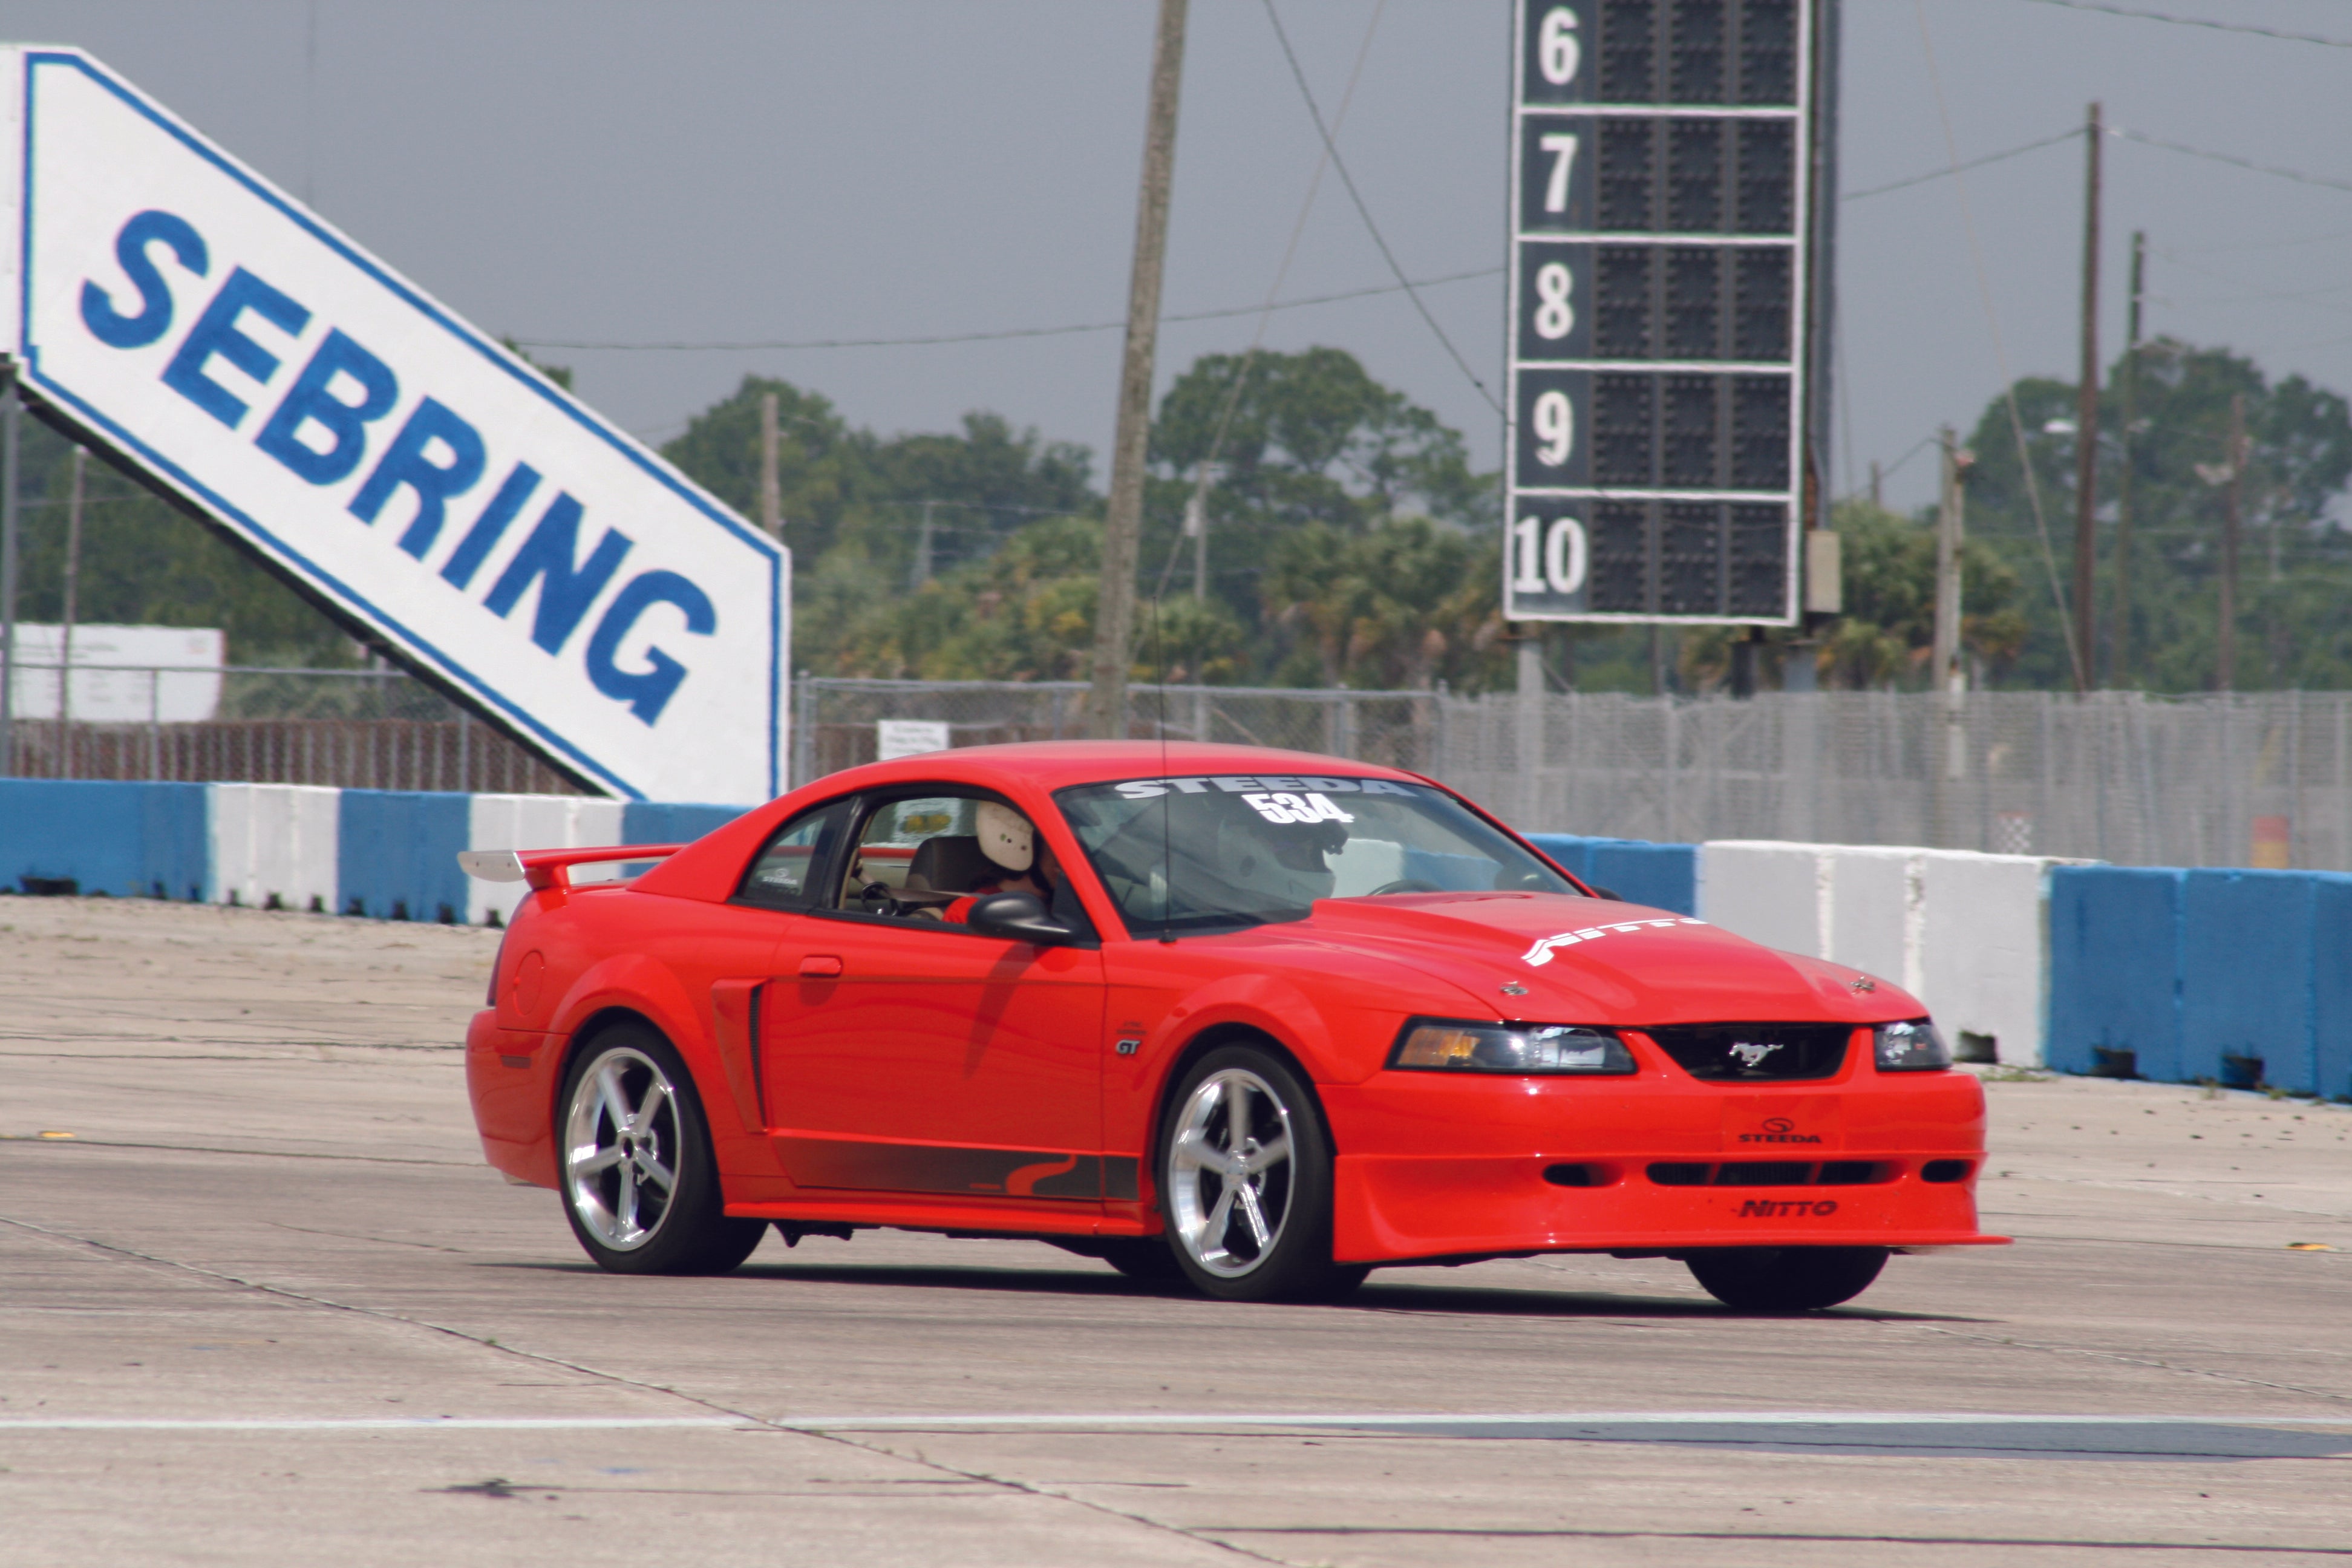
[941,802,1060,924]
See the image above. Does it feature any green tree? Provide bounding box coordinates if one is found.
[1959,339,2352,691]
[659,376,1094,587]
[1814,498,2024,689]
[9,418,356,665]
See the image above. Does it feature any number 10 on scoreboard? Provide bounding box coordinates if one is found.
[1511,512,1589,608]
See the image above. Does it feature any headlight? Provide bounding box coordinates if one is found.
[1391,1019,1636,1076]
[1873,1019,1952,1072]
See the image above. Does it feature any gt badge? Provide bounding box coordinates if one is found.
[1500,982,1528,996]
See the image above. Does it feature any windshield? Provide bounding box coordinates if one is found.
[1054,773,1576,936]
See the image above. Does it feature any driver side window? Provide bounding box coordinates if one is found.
[838,794,1008,922]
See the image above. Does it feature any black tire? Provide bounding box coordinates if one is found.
[1685,1246,1889,1311]
[555,1024,766,1276]
[1097,1236,1188,1287]
[1155,1042,1353,1302]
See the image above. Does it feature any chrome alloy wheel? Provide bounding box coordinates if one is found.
[1166,1067,1296,1278]
[563,1045,683,1251]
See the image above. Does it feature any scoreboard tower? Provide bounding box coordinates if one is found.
[1504,0,1828,626]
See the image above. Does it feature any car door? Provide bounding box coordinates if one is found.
[760,788,1109,1204]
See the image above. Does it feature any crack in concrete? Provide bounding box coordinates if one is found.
[0,1212,1287,1566]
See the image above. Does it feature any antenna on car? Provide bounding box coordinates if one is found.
[1152,592,1175,943]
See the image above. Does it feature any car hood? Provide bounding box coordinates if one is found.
[1286,892,1916,1025]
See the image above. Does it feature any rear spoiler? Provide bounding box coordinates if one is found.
[456,844,685,893]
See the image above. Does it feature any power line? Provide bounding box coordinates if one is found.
[515,267,1499,354]
[2112,126,2352,197]
[2017,0,2352,50]
[1843,126,2080,201]
[1913,0,2085,690]
[1258,0,1503,417]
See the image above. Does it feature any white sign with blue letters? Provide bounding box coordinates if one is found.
[0,47,787,803]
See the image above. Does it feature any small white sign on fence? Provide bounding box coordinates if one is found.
[4,624,223,722]
[875,719,952,761]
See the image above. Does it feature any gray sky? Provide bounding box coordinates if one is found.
[15,1,2352,520]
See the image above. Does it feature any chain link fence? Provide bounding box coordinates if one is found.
[9,662,2342,868]
[799,678,2352,872]
[1,663,580,795]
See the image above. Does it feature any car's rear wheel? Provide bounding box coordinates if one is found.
[1157,1044,1362,1302]
[1685,1246,1889,1311]
[1095,1237,1187,1287]
[557,1026,765,1275]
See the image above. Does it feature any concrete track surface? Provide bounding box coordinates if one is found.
[3,897,2350,1567]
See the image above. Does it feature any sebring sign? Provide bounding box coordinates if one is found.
[0,48,788,803]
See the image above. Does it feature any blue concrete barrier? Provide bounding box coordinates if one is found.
[622,802,746,846]
[336,790,476,923]
[1526,833,1699,916]
[2183,870,2320,1093]
[2048,866,2186,1081]
[2318,878,2352,1103]
[2051,864,2352,1095]
[0,779,210,900]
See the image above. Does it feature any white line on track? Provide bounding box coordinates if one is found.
[2,1411,2348,1432]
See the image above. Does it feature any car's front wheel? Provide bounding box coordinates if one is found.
[1685,1246,1889,1311]
[557,1026,766,1275]
[1157,1044,1364,1302]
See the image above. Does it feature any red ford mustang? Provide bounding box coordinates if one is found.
[462,741,2001,1308]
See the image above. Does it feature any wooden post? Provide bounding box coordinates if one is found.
[758,390,782,540]
[1932,428,1965,697]
[2071,101,2102,693]
[0,387,19,777]
[1088,0,1189,739]
[59,448,85,777]
[2219,392,2244,692]
[2111,230,2143,684]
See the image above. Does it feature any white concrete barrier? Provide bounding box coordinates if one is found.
[1700,840,2090,1066]
[464,794,626,926]
[209,784,340,913]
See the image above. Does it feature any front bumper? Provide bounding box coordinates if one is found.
[1322,1062,2005,1265]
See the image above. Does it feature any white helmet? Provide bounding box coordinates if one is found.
[974,800,1035,873]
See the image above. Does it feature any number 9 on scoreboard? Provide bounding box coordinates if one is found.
[1511,368,1590,491]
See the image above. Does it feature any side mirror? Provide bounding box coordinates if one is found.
[967,890,1074,945]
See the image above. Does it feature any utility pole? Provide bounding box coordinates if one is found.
[1869,460,1881,511]
[2218,391,2244,692]
[2070,100,2102,694]
[757,390,782,541]
[59,448,85,778]
[1087,0,1188,740]
[1931,428,1970,844]
[910,500,936,589]
[1184,488,1207,601]
[2112,229,2143,684]
[0,384,19,778]
[1932,427,1967,698]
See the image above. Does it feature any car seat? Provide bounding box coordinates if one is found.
[901,834,993,901]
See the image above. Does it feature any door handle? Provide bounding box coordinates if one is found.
[799,954,843,978]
